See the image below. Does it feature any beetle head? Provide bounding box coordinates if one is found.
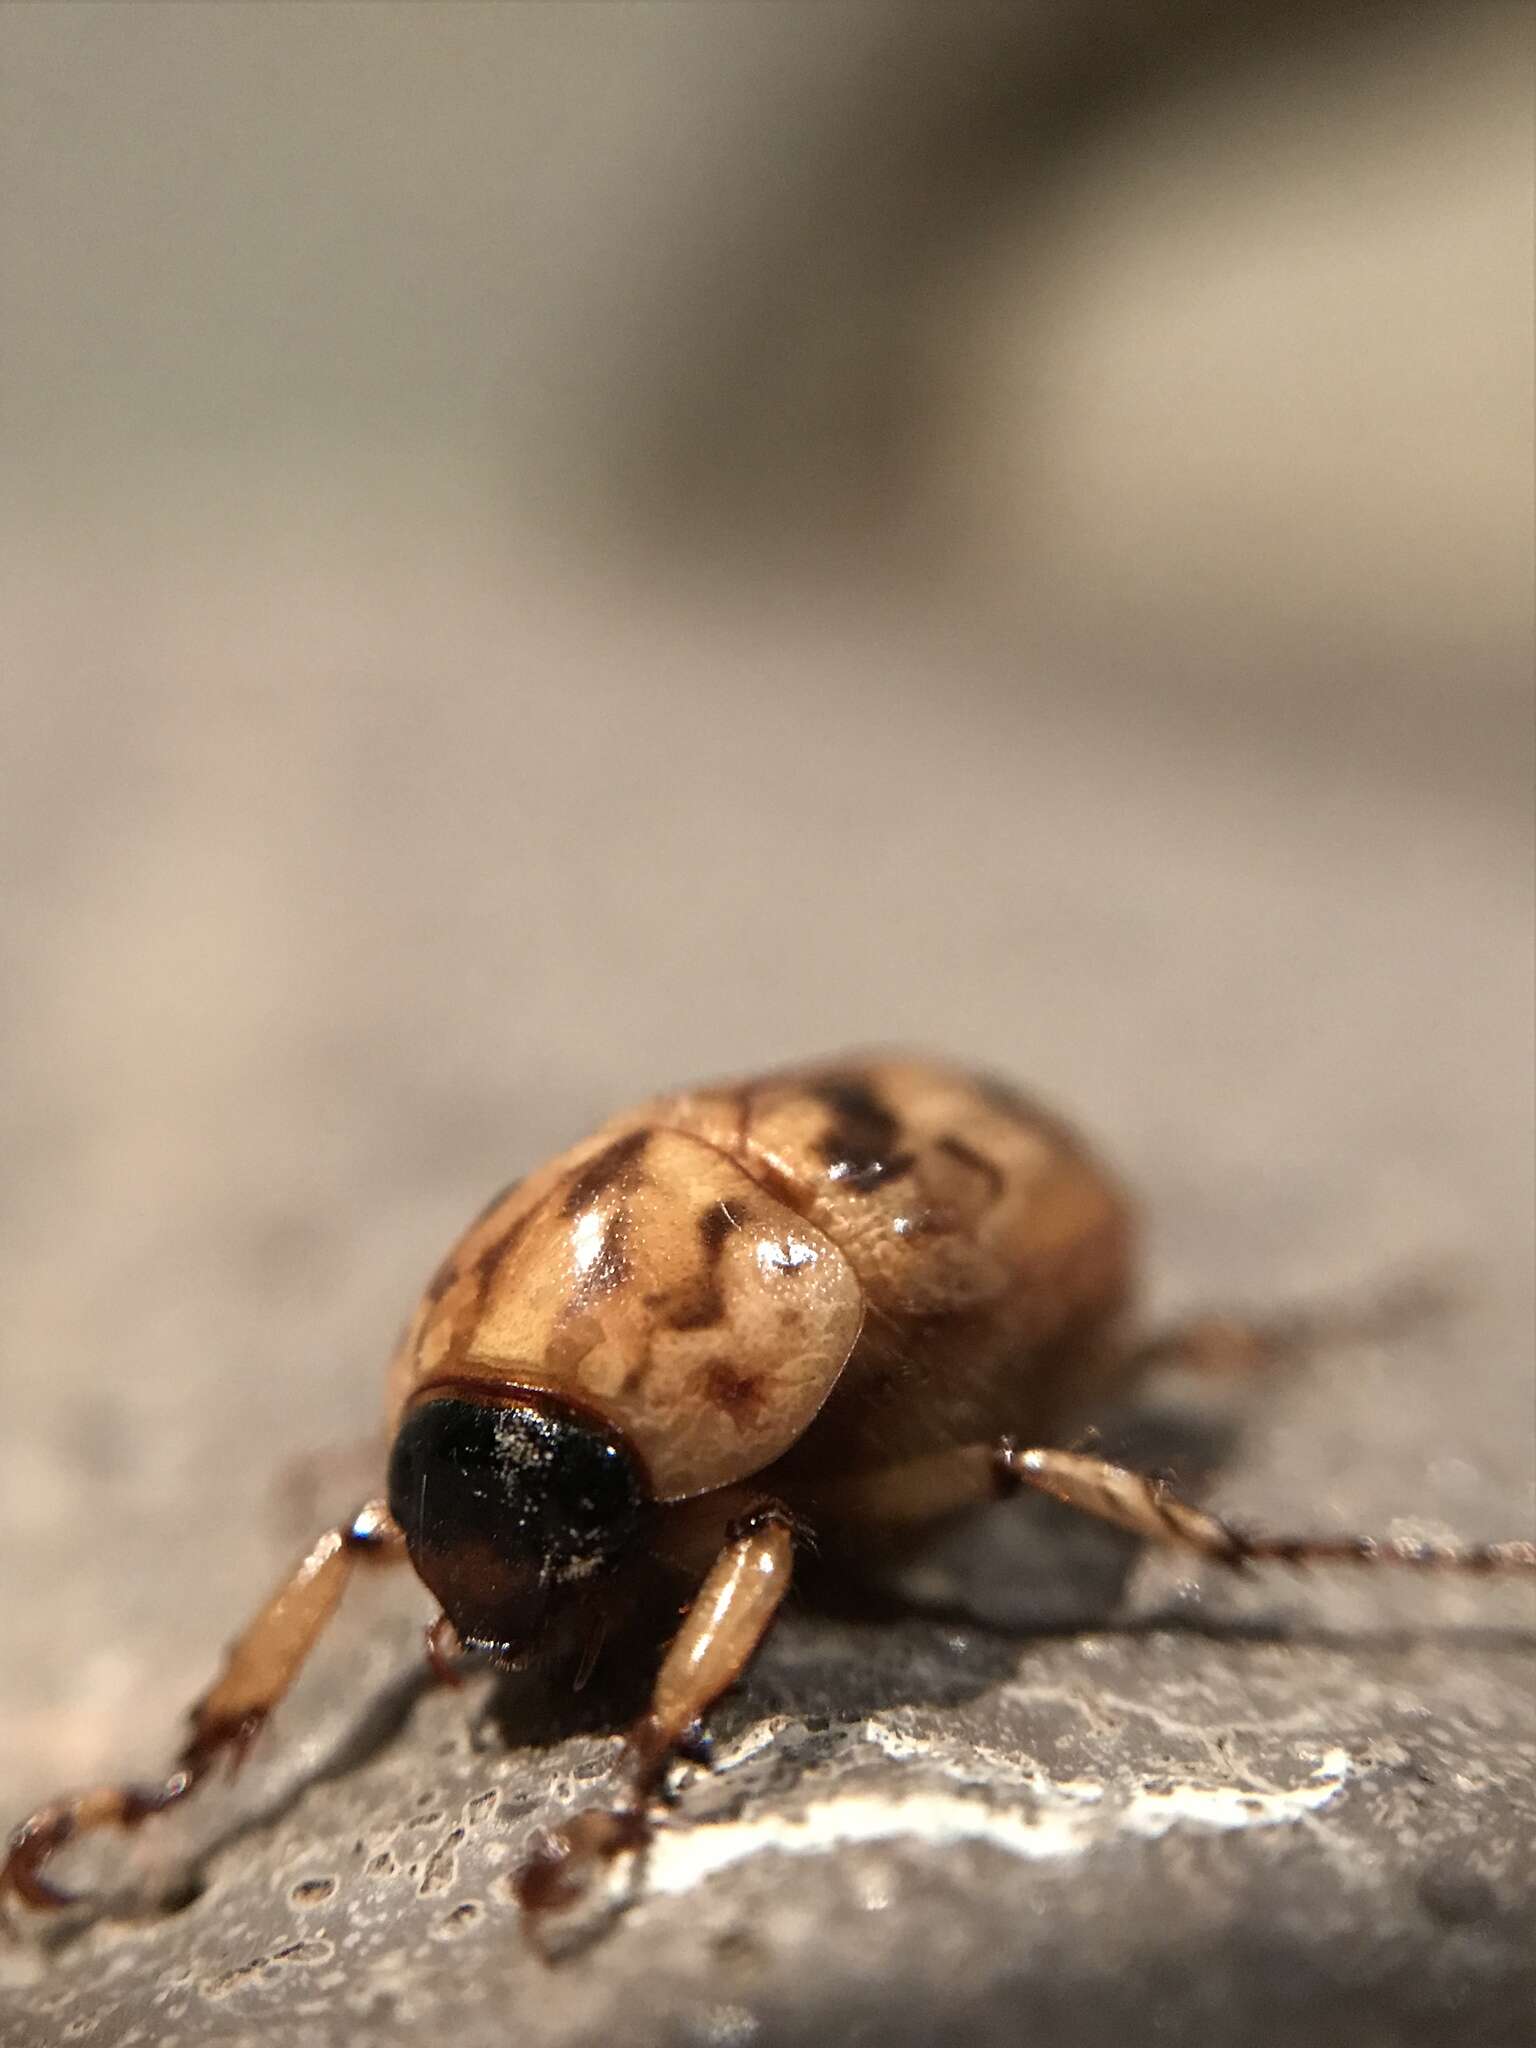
[387,1385,652,1658]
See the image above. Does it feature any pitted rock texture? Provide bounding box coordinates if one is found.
[2,1597,1533,2048]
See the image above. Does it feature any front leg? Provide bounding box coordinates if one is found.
[3,1500,405,1916]
[514,1505,795,1919]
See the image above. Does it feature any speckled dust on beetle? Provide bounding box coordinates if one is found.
[5,1054,1533,1937]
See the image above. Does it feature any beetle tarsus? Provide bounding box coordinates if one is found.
[672,1721,715,1769]
[1,1762,201,1921]
[4,1808,81,1913]
[513,1804,651,1918]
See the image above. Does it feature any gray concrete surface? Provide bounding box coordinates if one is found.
[1,506,1532,2045]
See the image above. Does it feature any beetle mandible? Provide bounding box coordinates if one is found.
[5,1054,1533,1924]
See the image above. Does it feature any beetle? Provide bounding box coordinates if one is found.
[5,1053,1533,1925]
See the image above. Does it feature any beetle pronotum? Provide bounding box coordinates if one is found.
[5,1055,1532,1926]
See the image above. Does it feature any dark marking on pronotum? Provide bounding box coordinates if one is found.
[667,1286,725,1332]
[812,1076,899,1153]
[812,1076,912,1191]
[582,1211,632,1297]
[698,1200,740,1261]
[425,1255,462,1306]
[425,1193,531,1304]
[560,1129,650,1218]
[471,1207,538,1295]
[839,1154,915,1194]
[424,1202,541,1369]
[644,1200,740,1330]
[641,1282,723,1332]
[426,1180,527,1299]
[702,1360,767,1427]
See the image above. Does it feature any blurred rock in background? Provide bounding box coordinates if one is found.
[5,3,1530,705]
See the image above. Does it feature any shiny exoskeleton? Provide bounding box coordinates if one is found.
[6,1055,1533,1929]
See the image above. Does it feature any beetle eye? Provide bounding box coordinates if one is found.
[387,1391,651,1650]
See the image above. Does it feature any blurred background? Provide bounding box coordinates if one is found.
[1,0,1531,1853]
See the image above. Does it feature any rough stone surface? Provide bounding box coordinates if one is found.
[2,510,1533,2048]
[5,1616,1536,2048]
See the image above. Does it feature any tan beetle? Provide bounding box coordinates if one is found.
[6,1054,1533,1925]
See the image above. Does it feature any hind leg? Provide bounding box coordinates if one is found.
[809,1440,1534,1575]
[1117,1268,1454,1385]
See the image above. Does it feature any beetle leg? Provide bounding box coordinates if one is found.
[2,1500,406,1918]
[812,1442,1536,1575]
[1124,1270,1455,1380]
[513,1505,794,1921]
[999,1447,1536,1574]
